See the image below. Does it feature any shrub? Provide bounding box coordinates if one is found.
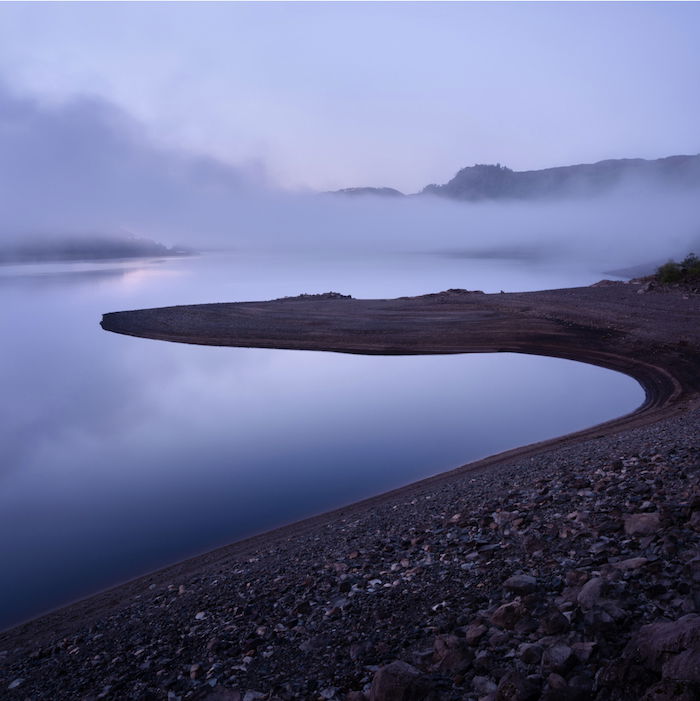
[656,253,700,284]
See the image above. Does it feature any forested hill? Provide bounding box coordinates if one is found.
[422,154,700,200]
[328,154,700,200]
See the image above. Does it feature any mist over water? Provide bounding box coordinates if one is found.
[1,83,698,271]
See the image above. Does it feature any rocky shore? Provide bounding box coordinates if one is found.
[2,282,699,700]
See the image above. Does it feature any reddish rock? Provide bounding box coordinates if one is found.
[491,601,526,629]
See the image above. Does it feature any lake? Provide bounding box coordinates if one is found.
[0,251,644,629]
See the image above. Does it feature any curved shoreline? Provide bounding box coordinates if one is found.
[2,283,700,699]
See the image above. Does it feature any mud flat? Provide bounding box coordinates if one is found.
[2,282,699,700]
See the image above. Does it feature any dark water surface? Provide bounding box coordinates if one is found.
[0,252,643,629]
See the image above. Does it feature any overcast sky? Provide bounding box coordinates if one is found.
[0,2,698,192]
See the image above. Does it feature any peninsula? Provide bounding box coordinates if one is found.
[2,282,699,701]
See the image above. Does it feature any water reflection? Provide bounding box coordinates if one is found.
[0,253,642,629]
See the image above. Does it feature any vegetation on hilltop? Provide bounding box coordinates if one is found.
[656,253,700,285]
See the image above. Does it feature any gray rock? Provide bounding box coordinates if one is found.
[628,614,700,674]
[495,670,538,701]
[539,606,570,635]
[624,513,661,536]
[503,574,538,594]
[200,689,243,701]
[577,577,604,610]
[662,648,700,683]
[369,661,431,701]
[465,622,488,645]
[572,641,596,663]
[542,644,575,674]
[518,643,544,665]
[432,634,473,673]
[473,676,498,695]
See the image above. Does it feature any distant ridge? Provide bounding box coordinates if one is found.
[0,234,193,264]
[328,154,700,201]
[326,186,405,198]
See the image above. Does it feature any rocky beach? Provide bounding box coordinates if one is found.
[2,280,699,701]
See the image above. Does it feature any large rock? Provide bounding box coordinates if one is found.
[630,614,700,678]
[601,615,700,698]
[369,661,432,701]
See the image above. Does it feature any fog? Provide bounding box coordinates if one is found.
[1,83,698,271]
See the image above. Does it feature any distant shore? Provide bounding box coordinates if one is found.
[2,282,699,700]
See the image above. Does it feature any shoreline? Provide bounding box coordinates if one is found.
[3,282,700,700]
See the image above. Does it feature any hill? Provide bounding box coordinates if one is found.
[422,154,700,201]
[329,154,700,201]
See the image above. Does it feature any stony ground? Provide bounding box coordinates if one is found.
[2,401,699,701]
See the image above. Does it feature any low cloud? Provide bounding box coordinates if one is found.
[1,82,698,271]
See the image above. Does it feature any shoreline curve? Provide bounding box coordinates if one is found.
[3,282,699,667]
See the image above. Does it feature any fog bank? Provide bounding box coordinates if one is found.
[1,84,698,271]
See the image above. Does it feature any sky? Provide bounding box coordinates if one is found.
[0,1,698,193]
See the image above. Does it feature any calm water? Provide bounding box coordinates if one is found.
[0,252,644,629]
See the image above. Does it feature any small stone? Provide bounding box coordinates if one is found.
[518,643,543,665]
[465,623,488,645]
[472,676,498,695]
[190,663,202,680]
[7,679,23,690]
[503,574,538,594]
[613,557,649,571]
[624,513,661,536]
[491,601,526,630]
[577,577,604,610]
[345,693,367,701]
[195,611,207,620]
[495,670,538,701]
[369,660,431,701]
[539,606,570,635]
[201,689,243,701]
[542,644,575,674]
[547,673,567,690]
[243,692,266,701]
[572,641,596,663]
[432,634,473,672]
